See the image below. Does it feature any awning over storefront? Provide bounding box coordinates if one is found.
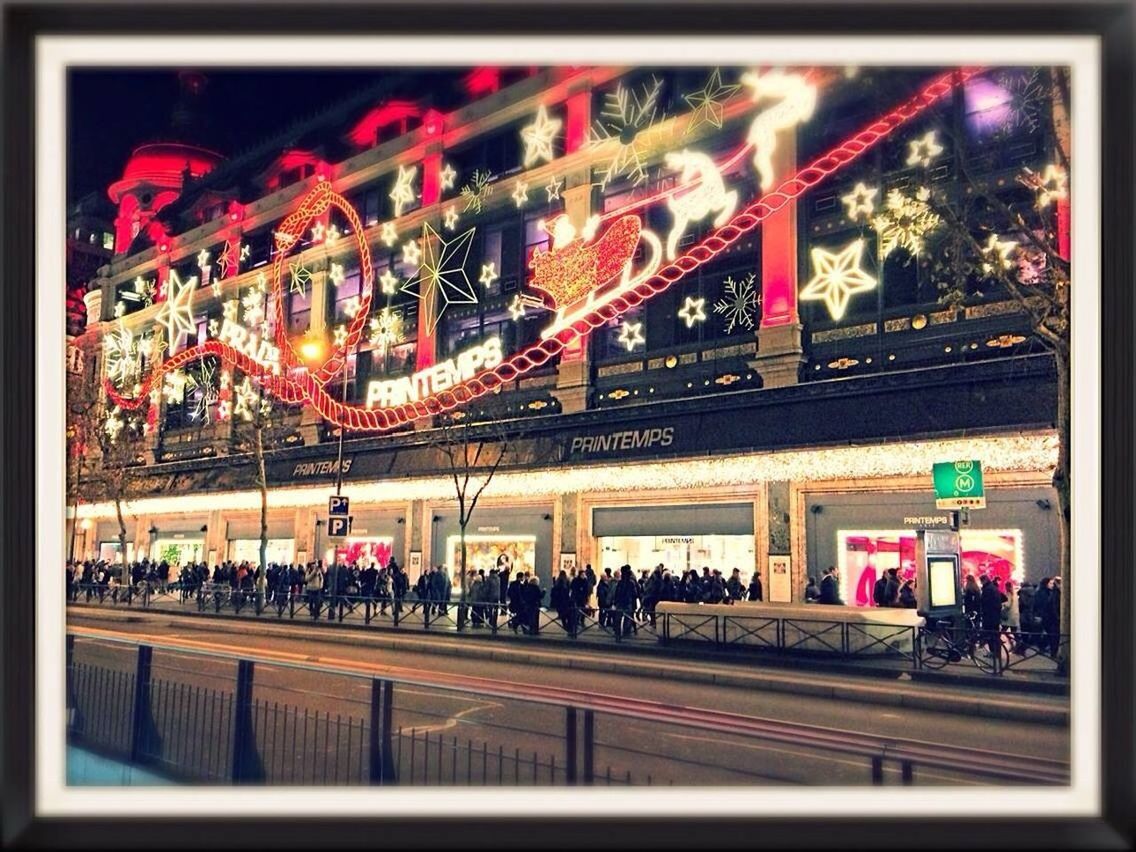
[593,503,754,537]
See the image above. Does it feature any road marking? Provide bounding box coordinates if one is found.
[404,701,504,735]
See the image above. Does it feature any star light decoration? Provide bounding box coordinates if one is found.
[683,68,742,133]
[196,248,211,269]
[232,376,260,422]
[379,268,400,295]
[841,182,879,222]
[905,130,945,168]
[153,270,199,352]
[242,288,266,327]
[443,206,460,230]
[184,360,219,422]
[328,262,346,288]
[545,177,564,202]
[240,243,251,262]
[104,407,125,443]
[979,233,1018,276]
[289,261,313,295]
[479,261,499,289]
[589,76,667,188]
[216,240,237,278]
[402,239,422,267]
[713,272,762,334]
[113,301,126,318]
[162,369,189,405]
[400,224,478,334]
[341,296,363,319]
[460,169,493,213]
[871,188,942,258]
[326,224,341,246]
[389,165,418,218]
[133,276,156,306]
[1021,164,1069,208]
[368,309,402,350]
[103,322,142,388]
[333,325,349,348]
[311,222,326,242]
[507,294,527,321]
[439,163,457,192]
[520,105,562,168]
[380,222,398,247]
[799,239,878,321]
[511,181,529,208]
[616,321,645,351]
[677,296,707,328]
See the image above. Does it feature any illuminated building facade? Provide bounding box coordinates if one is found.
[70,65,1066,602]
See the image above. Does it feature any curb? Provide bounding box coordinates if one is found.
[68,605,1069,726]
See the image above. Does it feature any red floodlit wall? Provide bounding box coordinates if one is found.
[346,101,423,148]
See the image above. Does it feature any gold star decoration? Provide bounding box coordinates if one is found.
[402,239,421,267]
[870,188,942,257]
[232,376,259,422]
[341,296,362,319]
[379,269,400,295]
[479,261,499,289]
[616,321,645,351]
[508,294,527,320]
[1024,163,1069,208]
[196,248,211,269]
[222,299,239,323]
[216,241,237,278]
[400,224,478,334]
[906,130,944,169]
[443,205,460,230]
[311,221,326,242]
[380,221,398,247]
[326,224,341,245]
[389,164,418,218]
[162,370,189,405]
[113,301,126,318]
[521,105,562,168]
[545,177,564,202]
[511,181,529,208]
[979,233,1018,276]
[841,182,879,222]
[439,163,457,191]
[153,269,199,352]
[332,324,349,348]
[328,261,346,288]
[683,68,742,133]
[208,318,220,338]
[799,239,878,321]
[289,261,313,295]
[240,243,250,261]
[677,296,707,328]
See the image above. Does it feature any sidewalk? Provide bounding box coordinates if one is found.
[68,604,1069,726]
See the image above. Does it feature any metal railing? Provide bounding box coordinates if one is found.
[66,629,1070,787]
[66,585,1069,677]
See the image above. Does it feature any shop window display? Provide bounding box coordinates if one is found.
[228,538,295,565]
[445,534,536,587]
[325,536,394,570]
[151,538,206,566]
[837,528,1023,607]
[597,534,755,576]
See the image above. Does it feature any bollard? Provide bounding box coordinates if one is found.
[130,645,154,763]
[901,760,914,785]
[565,707,578,785]
[871,755,884,785]
[582,710,595,785]
[230,659,263,783]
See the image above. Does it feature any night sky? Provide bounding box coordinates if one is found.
[66,68,454,206]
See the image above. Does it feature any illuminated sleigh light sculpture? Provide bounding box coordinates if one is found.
[530,213,663,341]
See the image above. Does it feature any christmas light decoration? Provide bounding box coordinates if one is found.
[545,177,563,202]
[240,244,251,262]
[616,321,645,351]
[196,249,211,269]
[1022,163,1068,208]
[683,68,741,133]
[677,295,707,327]
[103,68,973,433]
[520,105,561,168]
[134,277,156,306]
[443,205,460,230]
[713,272,762,333]
[232,376,259,422]
[72,433,1056,523]
[326,224,341,245]
[799,239,877,321]
[311,222,326,242]
[222,299,239,324]
[439,163,457,192]
[1000,69,1045,133]
[153,270,198,353]
[380,221,398,247]
[905,130,944,168]
[333,324,349,348]
[208,318,220,338]
[328,261,346,288]
[242,288,266,327]
[216,241,237,278]
[402,239,421,267]
[400,224,478,334]
[216,399,231,421]
[113,301,126,319]
[103,322,141,388]
[528,214,644,313]
[162,369,188,405]
[479,261,499,289]
[184,361,219,422]
[379,269,400,295]
[390,164,418,218]
[460,169,493,213]
[507,294,527,320]
[871,188,942,257]
[103,408,124,442]
[368,309,402,349]
[289,261,313,296]
[741,69,817,190]
[841,182,878,222]
[590,76,667,188]
[979,233,1018,276]
[664,149,737,260]
[341,295,363,319]
[511,181,529,208]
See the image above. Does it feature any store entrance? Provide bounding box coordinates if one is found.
[597,534,755,576]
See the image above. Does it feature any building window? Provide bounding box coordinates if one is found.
[288,279,312,335]
[330,265,363,325]
[102,232,115,251]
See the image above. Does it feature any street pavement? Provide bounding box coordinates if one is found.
[67,609,1069,787]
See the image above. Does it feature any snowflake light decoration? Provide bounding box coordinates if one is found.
[460,169,493,213]
[590,76,667,189]
[368,309,402,350]
[400,224,478,334]
[103,322,141,388]
[999,68,1046,133]
[520,105,562,168]
[389,164,418,218]
[713,272,761,334]
[683,69,741,133]
[799,239,878,321]
[871,188,942,257]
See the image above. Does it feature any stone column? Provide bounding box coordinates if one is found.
[765,481,795,600]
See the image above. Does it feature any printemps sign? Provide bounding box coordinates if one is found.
[102,68,975,432]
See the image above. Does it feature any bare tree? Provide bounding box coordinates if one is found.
[65,347,101,562]
[928,68,1071,670]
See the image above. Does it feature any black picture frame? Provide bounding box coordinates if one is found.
[3,1,1133,847]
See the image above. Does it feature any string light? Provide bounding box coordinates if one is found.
[520,105,561,168]
[664,149,737,260]
[389,164,418,218]
[677,296,707,327]
[799,239,877,321]
[841,182,878,221]
[905,130,944,168]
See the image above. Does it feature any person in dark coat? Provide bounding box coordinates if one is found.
[883,568,901,607]
[818,567,844,605]
[872,572,889,607]
[522,576,544,635]
[725,568,745,602]
[962,574,982,623]
[507,573,524,632]
[1042,577,1061,656]
[980,575,1007,659]
[550,571,572,630]
[612,565,639,637]
[747,572,763,602]
[596,569,613,628]
[569,569,589,631]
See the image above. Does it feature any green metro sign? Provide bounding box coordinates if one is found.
[932,460,986,509]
